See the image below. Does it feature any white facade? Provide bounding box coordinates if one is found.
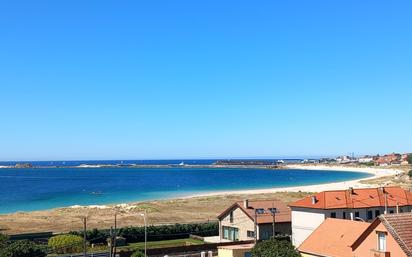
[291,208,325,246]
[358,157,374,163]
[291,206,412,247]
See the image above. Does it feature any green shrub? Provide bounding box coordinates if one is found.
[70,228,109,244]
[0,233,9,248]
[408,154,412,164]
[48,234,84,254]
[0,240,47,257]
[408,170,412,178]
[252,238,299,257]
[119,222,218,243]
[131,250,145,257]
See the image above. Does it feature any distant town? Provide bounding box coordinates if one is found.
[2,152,411,169]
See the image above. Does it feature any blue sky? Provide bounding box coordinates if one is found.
[0,1,411,161]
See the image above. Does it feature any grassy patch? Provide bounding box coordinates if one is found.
[120,238,204,251]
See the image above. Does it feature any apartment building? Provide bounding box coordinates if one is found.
[289,186,412,246]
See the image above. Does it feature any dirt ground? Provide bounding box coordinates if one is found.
[0,191,311,235]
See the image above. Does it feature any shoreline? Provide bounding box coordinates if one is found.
[0,165,404,234]
[62,165,401,208]
[1,165,401,214]
[183,164,400,198]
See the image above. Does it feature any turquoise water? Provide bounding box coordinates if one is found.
[0,167,371,213]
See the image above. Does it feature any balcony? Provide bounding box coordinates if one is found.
[370,249,390,257]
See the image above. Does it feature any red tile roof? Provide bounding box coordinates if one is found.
[351,213,412,257]
[381,213,412,256]
[289,186,412,210]
[298,218,370,257]
[217,199,291,224]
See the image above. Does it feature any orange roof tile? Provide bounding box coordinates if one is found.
[299,218,370,257]
[290,186,412,210]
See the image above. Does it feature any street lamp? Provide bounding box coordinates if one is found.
[354,217,366,222]
[140,213,147,257]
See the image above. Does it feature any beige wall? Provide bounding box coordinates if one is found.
[353,223,407,257]
[220,206,291,241]
[218,248,251,257]
[220,206,255,241]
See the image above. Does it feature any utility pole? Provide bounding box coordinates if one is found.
[140,212,147,257]
[83,217,87,257]
[271,203,276,238]
[384,192,388,214]
[254,210,257,243]
[113,212,117,257]
[109,226,113,257]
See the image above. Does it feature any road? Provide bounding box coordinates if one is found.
[59,252,111,257]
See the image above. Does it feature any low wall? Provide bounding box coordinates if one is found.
[118,240,254,257]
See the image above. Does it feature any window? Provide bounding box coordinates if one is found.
[377,232,386,251]
[223,226,229,239]
[244,253,252,257]
[222,226,239,241]
[330,212,336,218]
[389,210,394,214]
[229,211,234,223]
[343,212,346,219]
[355,212,360,218]
[367,211,373,220]
[375,210,381,217]
[268,208,277,214]
[247,230,255,238]
[262,231,270,240]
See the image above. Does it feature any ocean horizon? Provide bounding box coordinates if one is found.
[0,158,306,167]
[0,165,371,214]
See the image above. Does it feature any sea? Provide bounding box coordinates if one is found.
[0,159,372,214]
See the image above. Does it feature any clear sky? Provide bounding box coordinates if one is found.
[0,1,411,161]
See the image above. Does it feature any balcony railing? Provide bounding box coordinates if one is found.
[370,249,390,257]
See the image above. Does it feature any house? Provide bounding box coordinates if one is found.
[358,156,374,163]
[336,155,352,164]
[401,153,410,165]
[375,154,401,166]
[352,213,412,257]
[299,213,412,257]
[289,186,412,246]
[298,218,370,257]
[217,243,254,257]
[217,199,291,241]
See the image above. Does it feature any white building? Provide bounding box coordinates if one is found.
[358,156,374,163]
[289,186,412,247]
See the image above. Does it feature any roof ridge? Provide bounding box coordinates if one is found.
[315,186,402,193]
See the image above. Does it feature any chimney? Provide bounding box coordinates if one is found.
[244,199,249,208]
[311,196,317,204]
[348,187,354,195]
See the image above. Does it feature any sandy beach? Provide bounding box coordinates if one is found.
[0,164,405,234]
[186,164,401,198]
